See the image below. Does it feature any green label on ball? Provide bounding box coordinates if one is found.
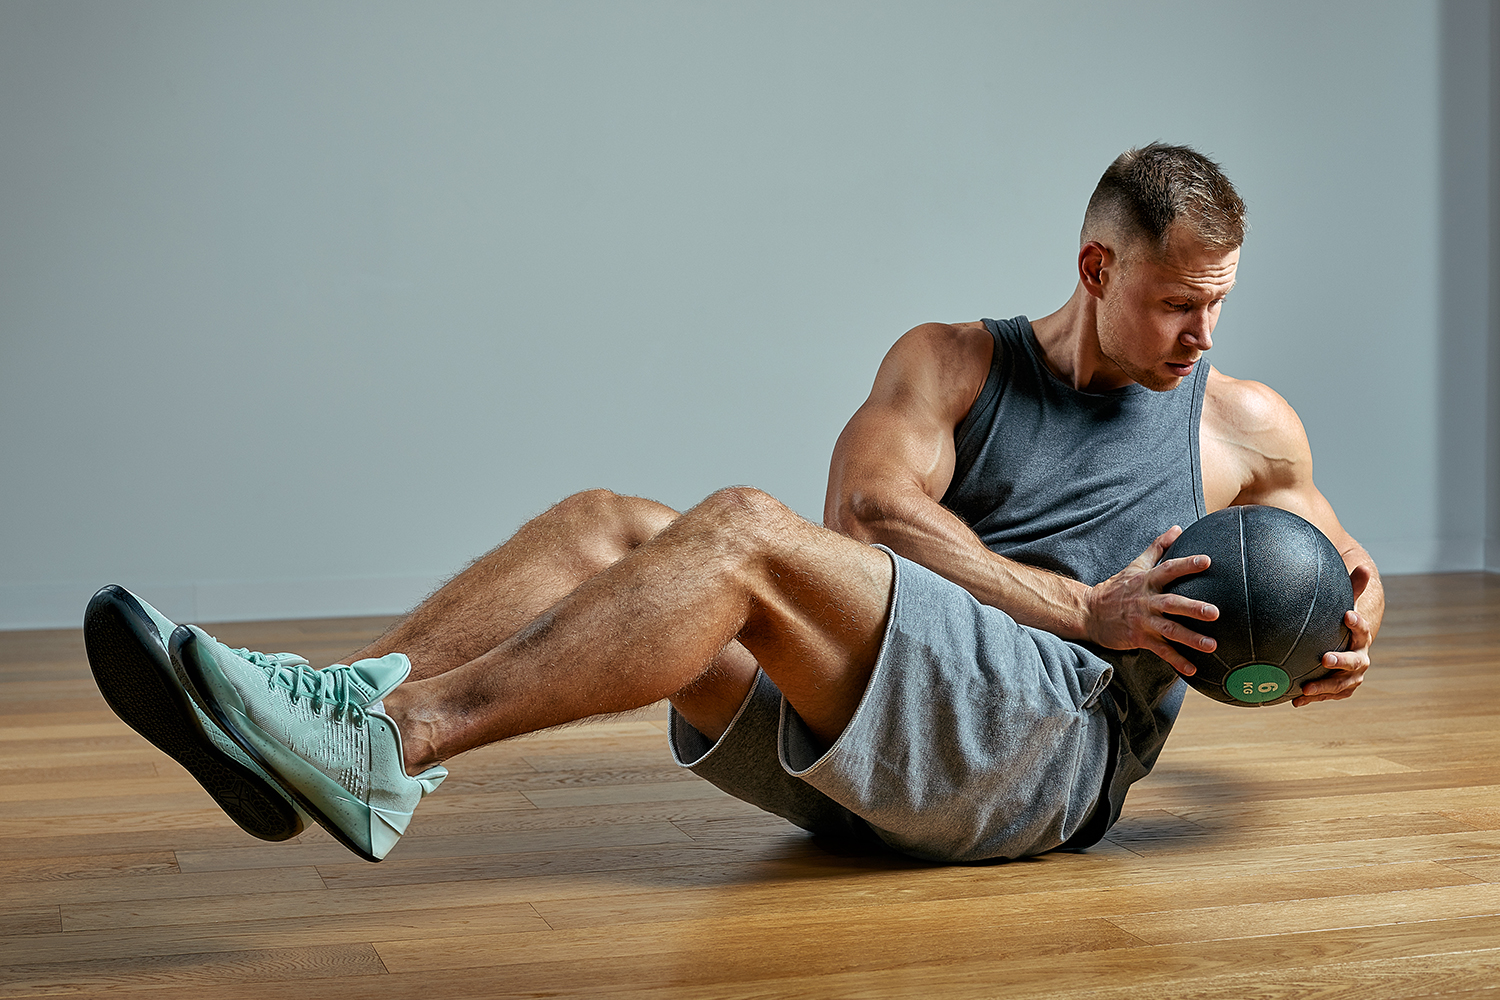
[1225,664,1291,704]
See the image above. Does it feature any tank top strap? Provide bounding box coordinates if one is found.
[951,317,1020,484]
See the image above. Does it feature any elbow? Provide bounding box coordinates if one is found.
[828,488,889,544]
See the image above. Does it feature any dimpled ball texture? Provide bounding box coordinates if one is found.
[1161,505,1353,707]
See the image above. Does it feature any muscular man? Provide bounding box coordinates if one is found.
[86,143,1381,865]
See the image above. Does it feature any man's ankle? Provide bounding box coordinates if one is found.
[382,689,442,776]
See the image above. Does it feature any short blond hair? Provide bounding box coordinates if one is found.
[1082,143,1246,257]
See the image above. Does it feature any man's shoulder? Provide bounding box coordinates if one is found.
[1203,367,1303,435]
[1201,367,1312,501]
[884,320,995,383]
[897,320,992,354]
[868,321,997,423]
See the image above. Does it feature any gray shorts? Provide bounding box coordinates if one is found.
[669,546,1116,862]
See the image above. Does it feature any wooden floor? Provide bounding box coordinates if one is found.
[1,574,1497,999]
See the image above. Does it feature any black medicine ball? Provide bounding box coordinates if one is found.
[1161,505,1353,707]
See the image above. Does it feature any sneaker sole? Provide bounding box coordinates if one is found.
[171,626,384,863]
[83,586,305,842]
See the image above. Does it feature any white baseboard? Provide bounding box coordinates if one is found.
[0,574,446,631]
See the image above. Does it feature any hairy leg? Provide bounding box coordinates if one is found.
[345,490,680,680]
[343,488,759,739]
[384,487,893,772]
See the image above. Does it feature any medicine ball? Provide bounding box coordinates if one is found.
[1161,505,1353,707]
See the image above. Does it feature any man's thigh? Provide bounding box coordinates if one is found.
[713,489,896,748]
[784,548,1115,861]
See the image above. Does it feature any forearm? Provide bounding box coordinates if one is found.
[832,483,1092,640]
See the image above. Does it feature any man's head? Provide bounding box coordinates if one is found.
[1078,144,1245,392]
[1081,143,1246,262]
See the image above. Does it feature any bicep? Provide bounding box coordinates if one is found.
[830,394,958,505]
[825,325,990,531]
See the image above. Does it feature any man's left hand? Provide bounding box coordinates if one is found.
[1291,564,1375,707]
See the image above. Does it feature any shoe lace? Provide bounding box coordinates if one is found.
[234,649,308,670]
[251,656,369,724]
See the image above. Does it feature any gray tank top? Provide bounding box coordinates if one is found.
[941,316,1209,833]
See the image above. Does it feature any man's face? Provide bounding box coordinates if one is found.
[1096,231,1239,391]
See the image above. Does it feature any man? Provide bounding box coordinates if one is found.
[86,143,1381,865]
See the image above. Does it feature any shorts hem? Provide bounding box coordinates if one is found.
[779,545,901,781]
[667,670,762,770]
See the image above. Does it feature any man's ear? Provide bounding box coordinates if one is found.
[1078,241,1111,299]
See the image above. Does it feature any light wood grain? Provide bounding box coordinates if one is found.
[0,572,1496,997]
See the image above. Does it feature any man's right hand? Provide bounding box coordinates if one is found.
[1085,526,1219,676]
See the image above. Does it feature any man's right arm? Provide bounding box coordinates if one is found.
[824,323,1218,674]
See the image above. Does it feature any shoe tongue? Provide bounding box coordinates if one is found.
[346,653,411,702]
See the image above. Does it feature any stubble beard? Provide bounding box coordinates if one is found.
[1097,304,1181,393]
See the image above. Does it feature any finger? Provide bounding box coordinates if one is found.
[1155,592,1220,622]
[1151,553,1212,584]
[1344,610,1371,646]
[1320,650,1369,675]
[1293,688,1356,707]
[1143,525,1184,566]
[1155,616,1217,653]
[1146,640,1198,677]
[1299,667,1363,701]
[1349,564,1372,603]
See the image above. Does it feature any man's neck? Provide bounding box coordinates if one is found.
[1029,284,1129,393]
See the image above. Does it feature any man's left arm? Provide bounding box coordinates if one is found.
[1204,374,1384,707]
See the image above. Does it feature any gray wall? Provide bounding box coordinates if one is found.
[0,1,1488,628]
[1489,0,1500,571]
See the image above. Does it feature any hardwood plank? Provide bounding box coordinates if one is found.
[520,779,731,809]
[0,908,60,937]
[0,795,259,825]
[1440,856,1500,882]
[0,760,159,784]
[65,876,607,931]
[436,765,702,795]
[0,721,131,743]
[173,820,696,872]
[0,851,179,883]
[1110,882,1500,945]
[371,908,1144,977]
[317,839,839,892]
[4,904,548,966]
[1105,810,1474,851]
[0,796,772,862]
[369,912,1500,991]
[0,943,387,996]
[0,866,326,907]
[0,775,237,804]
[570,947,1500,1000]
[529,859,1484,933]
[1162,784,1500,829]
[1441,805,1500,829]
[1121,765,1500,809]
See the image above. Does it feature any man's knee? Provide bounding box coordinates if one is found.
[691,486,802,550]
[551,489,678,565]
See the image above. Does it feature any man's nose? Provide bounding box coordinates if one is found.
[1183,310,1214,351]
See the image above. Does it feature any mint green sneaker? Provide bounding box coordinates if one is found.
[171,624,447,863]
[84,585,310,842]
